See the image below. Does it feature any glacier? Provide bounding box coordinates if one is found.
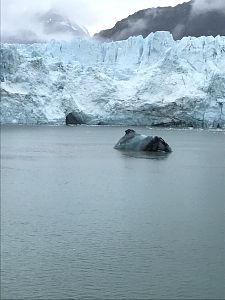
[1,31,225,127]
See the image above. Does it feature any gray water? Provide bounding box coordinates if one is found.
[1,125,225,300]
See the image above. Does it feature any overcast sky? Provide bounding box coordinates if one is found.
[2,0,225,37]
[2,0,189,36]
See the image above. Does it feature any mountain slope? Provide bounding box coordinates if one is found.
[94,1,225,41]
[2,10,90,44]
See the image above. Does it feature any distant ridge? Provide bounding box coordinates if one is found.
[94,0,225,41]
[2,10,90,44]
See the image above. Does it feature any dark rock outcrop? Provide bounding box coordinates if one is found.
[66,112,85,125]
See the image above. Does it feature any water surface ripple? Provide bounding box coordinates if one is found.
[1,126,225,299]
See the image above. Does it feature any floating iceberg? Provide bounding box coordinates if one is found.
[114,129,172,152]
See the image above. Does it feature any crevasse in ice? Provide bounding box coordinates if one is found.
[1,31,225,127]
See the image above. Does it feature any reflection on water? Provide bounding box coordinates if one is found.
[1,125,225,300]
[118,150,170,160]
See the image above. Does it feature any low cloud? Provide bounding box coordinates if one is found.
[115,18,148,41]
[1,0,95,41]
[172,24,185,39]
[191,0,225,14]
[1,0,190,40]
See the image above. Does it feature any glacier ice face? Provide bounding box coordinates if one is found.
[1,31,225,127]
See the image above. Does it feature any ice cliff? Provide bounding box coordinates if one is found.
[1,31,225,127]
